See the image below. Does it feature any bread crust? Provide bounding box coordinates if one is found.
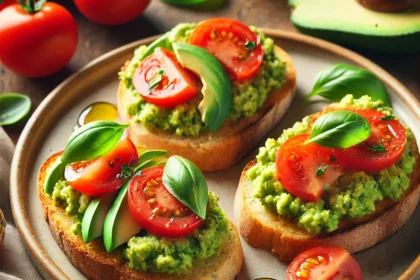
[234,142,420,262]
[118,45,296,172]
[39,152,244,280]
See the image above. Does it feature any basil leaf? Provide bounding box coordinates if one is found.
[381,115,395,121]
[244,41,256,50]
[161,0,225,10]
[307,110,371,148]
[315,164,328,176]
[162,156,208,219]
[306,64,390,106]
[0,93,31,126]
[61,121,128,164]
[369,143,386,153]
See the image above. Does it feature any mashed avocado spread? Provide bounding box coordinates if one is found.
[51,178,228,274]
[248,95,417,234]
[120,24,286,137]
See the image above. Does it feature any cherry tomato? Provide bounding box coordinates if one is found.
[133,48,200,107]
[128,166,204,238]
[276,134,343,202]
[0,0,15,11]
[335,109,407,173]
[74,0,150,26]
[0,3,78,77]
[287,246,362,280]
[65,138,138,196]
[189,18,264,81]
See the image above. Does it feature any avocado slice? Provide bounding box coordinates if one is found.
[289,0,420,53]
[140,33,173,61]
[102,180,139,252]
[173,43,232,132]
[81,191,116,243]
[44,158,66,195]
[102,150,168,252]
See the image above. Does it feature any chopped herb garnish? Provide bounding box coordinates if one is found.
[369,143,386,153]
[244,40,256,50]
[325,184,330,191]
[120,164,134,179]
[315,164,328,176]
[330,156,336,162]
[148,69,165,90]
[381,115,395,121]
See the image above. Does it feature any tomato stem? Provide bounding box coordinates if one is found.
[17,0,47,13]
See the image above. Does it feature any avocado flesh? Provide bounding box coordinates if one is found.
[44,159,66,195]
[81,191,116,243]
[103,180,140,252]
[290,0,420,53]
[102,151,168,252]
[173,43,232,132]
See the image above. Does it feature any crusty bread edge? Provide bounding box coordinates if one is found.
[234,142,420,262]
[39,152,244,280]
[118,45,297,172]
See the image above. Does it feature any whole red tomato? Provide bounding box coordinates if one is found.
[0,2,78,77]
[0,0,15,11]
[74,0,150,26]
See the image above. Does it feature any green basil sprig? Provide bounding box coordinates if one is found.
[163,156,208,219]
[0,93,31,126]
[305,64,390,106]
[61,121,128,164]
[307,110,371,148]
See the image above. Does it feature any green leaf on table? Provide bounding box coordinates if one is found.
[0,93,31,126]
[161,0,225,10]
[61,121,128,164]
[163,156,208,219]
[305,63,391,106]
[306,110,371,148]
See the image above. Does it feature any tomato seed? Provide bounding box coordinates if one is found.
[295,270,309,278]
[221,30,227,37]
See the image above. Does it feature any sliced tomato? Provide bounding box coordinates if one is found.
[65,138,138,196]
[276,134,343,202]
[132,48,199,107]
[128,166,204,238]
[189,18,264,81]
[335,109,407,173]
[287,246,362,280]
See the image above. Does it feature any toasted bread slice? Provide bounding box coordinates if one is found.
[39,152,244,280]
[118,45,296,172]
[234,142,420,262]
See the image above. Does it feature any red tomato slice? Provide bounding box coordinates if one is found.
[189,18,264,81]
[287,246,362,280]
[276,134,343,202]
[335,109,407,173]
[65,138,138,196]
[128,166,204,238]
[132,48,199,108]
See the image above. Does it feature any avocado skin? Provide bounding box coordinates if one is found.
[289,0,420,53]
[292,24,420,53]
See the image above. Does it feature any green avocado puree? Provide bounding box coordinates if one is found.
[247,95,417,234]
[123,192,228,273]
[120,24,286,137]
[50,177,228,274]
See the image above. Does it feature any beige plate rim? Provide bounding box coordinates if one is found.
[10,29,420,280]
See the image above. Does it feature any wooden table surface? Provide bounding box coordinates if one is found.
[1,0,419,143]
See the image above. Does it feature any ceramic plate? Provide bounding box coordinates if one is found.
[10,30,420,280]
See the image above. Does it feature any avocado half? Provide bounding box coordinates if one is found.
[289,0,420,53]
